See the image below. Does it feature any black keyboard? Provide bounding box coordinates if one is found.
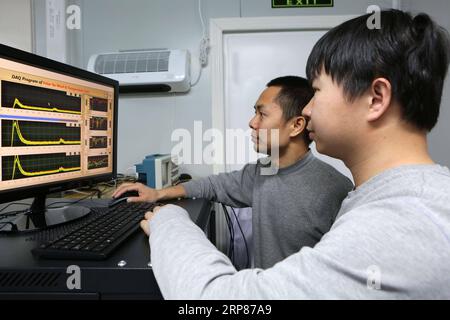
[32,202,160,260]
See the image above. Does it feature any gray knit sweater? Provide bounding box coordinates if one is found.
[182,151,353,268]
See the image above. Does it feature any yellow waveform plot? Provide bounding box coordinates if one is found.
[12,98,81,115]
[11,155,81,179]
[10,120,81,146]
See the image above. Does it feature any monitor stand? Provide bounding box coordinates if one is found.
[9,194,91,233]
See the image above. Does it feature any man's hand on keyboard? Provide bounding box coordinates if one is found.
[140,206,163,236]
[113,183,161,203]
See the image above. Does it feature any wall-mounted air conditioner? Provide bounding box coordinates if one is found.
[87,49,191,93]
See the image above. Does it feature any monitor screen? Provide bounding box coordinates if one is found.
[0,44,118,204]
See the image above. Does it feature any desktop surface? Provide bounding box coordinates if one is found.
[0,197,212,299]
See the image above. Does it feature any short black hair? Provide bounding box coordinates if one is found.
[267,76,314,145]
[306,9,450,132]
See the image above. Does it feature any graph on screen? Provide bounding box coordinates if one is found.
[0,58,114,191]
[2,153,81,181]
[2,120,81,147]
[2,81,82,115]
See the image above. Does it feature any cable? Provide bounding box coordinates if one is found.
[223,205,233,262]
[0,221,18,232]
[190,64,203,87]
[63,186,103,199]
[99,177,121,188]
[199,0,207,38]
[231,207,250,269]
[221,204,234,263]
[0,203,31,231]
[0,208,27,233]
[190,0,210,87]
[64,189,92,196]
[0,210,28,222]
[0,202,30,215]
[46,189,99,209]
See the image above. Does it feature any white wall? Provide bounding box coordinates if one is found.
[0,0,32,52]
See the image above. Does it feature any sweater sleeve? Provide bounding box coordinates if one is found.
[149,200,447,299]
[181,164,256,208]
[148,205,370,299]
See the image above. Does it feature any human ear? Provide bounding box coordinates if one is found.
[290,116,307,138]
[367,78,392,122]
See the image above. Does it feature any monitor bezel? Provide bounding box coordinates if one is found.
[0,43,118,204]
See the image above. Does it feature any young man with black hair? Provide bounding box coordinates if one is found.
[114,76,352,269]
[136,9,450,299]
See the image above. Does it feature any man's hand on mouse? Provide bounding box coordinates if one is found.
[112,182,160,203]
[140,206,163,236]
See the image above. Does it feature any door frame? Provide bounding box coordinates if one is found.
[210,15,357,174]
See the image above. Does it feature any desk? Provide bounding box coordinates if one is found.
[0,198,212,299]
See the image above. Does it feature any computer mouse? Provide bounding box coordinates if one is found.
[108,190,140,207]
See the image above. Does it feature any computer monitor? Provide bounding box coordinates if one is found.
[0,43,118,233]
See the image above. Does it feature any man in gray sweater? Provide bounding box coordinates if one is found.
[139,10,450,299]
[114,76,353,269]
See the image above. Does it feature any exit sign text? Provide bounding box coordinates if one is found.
[272,0,334,8]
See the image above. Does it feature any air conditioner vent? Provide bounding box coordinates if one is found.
[94,51,170,74]
[88,49,190,93]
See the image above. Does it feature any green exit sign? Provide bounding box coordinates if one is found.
[272,0,334,8]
